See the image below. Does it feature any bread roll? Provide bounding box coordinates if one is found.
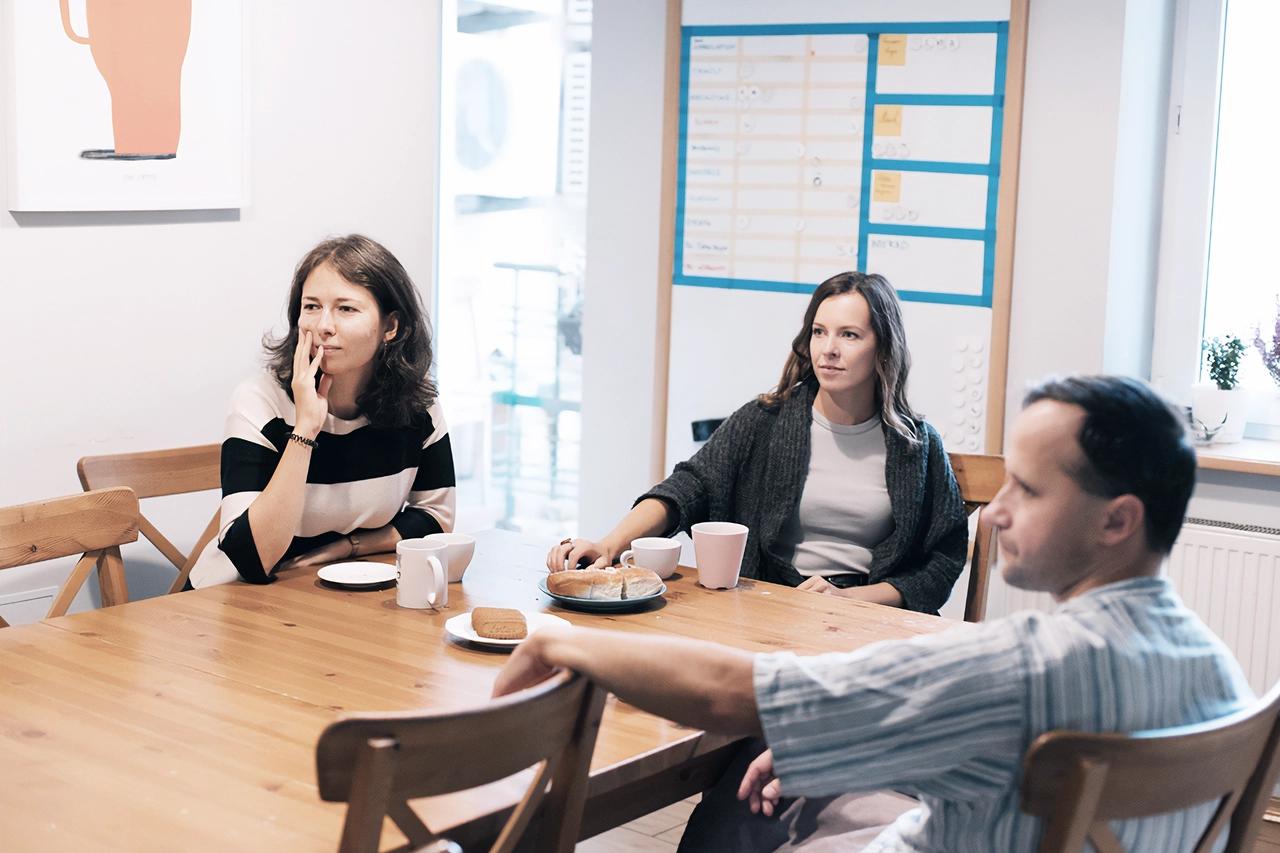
[546,568,624,600]
[620,567,663,599]
[471,607,527,640]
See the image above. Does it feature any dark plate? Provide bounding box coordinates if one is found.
[537,577,666,611]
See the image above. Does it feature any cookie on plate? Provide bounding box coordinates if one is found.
[471,606,528,640]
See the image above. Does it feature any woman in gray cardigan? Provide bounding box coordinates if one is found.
[549,272,967,614]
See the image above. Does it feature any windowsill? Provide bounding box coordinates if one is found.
[1196,437,1280,477]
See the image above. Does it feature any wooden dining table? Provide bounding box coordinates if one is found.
[0,529,953,851]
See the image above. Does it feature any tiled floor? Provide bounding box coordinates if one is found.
[577,794,701,852]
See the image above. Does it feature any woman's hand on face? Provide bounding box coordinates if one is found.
[546,538,615,572]
[276,536,354,573]
[292,330,332,438]
[797,576,838,596]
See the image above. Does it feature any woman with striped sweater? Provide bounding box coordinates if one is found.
[189,235,456,588]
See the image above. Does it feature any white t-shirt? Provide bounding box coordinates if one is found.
[779,408,894,578]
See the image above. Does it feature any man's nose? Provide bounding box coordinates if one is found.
[986,484,1011,529]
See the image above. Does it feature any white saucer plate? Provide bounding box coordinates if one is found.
[444,610,570,649]
[317,561,397,588]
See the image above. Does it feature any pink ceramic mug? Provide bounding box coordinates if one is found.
[691,522,748,589]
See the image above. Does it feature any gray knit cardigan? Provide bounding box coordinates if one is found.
[639,380,967,614]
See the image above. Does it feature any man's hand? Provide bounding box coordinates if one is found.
[492,629,564,697]
[737,748,783,816]
[797,576,838,596]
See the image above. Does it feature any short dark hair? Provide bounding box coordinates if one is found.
[1023,375,1195,553]
[264,234,436,429]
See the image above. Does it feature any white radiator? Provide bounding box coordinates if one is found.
[1166,520,1280,697]
[984,519,1280,697]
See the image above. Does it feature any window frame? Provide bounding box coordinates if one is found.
[1151,0,1280,439]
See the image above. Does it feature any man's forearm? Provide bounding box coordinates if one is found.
[532,626,762,736]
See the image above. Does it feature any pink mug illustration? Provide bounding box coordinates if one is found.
[59,0,192,160]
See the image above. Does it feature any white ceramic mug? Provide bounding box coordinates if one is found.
[422,532,476,583]
[396,538,448,609]
[619,536,682,579]
[691,522,748,589]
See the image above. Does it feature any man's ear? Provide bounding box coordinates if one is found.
[383,312,400,342]
[1099,494,1145,547]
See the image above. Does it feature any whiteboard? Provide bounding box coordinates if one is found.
[662,0,1025,469]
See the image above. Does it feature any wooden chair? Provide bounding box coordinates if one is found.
[316,669,607,853]
[948,452,1005,622]
[1021,679,1280,852]
[0,487,140,626]
[77,444,221,594]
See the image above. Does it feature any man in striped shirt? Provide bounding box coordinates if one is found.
[495,375,1254,851]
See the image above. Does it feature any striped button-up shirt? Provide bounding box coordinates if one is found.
[754,576,1254,852]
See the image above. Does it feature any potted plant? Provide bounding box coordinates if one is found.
[1191,336,1250,444]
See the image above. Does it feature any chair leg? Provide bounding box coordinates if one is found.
[97,546,129,608]
[169,512,220,594]
[536,684,608,852]
[47,553,101,618]
[339,737,400,853]
[1037,758,1108,853]
[388,800,434,848]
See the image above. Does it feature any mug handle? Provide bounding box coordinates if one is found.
[618,550,636,567]
[59,0,92,45]
[426,555,446,607]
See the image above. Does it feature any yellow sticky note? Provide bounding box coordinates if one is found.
[879,34,907,66]
[874,105,903,136]
[872,171,902,203]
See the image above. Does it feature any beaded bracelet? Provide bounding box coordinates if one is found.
[287,432,318,449]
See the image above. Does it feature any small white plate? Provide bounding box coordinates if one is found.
[444,610,569,649]
[317,561,397,588]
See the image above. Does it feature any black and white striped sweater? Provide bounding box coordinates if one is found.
[189,373,456,587]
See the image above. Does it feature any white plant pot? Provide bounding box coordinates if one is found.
[1190,384,1250,444]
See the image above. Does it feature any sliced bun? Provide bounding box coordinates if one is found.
[546,568,624,600]
[620,567,664,599]
[471,606,527,640]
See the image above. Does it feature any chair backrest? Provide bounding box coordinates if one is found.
[316,669,607,853]
[947,453,1005,622]
[0,487,140,625]
[1021,679,1280,853]
[77,444,221,594]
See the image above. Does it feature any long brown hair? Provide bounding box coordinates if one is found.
[759,271,920,443]
[263,234,437,429]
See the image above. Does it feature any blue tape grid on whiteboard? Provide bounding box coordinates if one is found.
[673,21,1009,308]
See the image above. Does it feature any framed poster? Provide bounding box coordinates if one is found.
[4,0,243,211]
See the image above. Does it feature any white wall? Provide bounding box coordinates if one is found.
[581,0,1280,549]
[577,3,670,537]
[0,1,440,616]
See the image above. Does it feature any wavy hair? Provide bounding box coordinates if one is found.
[264,234,436,429]
[759,271,920,443]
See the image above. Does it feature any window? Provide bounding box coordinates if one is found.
[435,1,592,535]
[1153,0,1280,438]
